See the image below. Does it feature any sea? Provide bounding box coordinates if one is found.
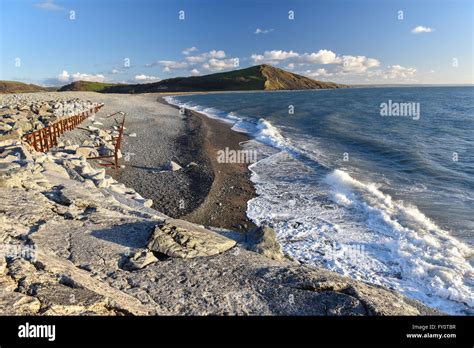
[165,86,474,315]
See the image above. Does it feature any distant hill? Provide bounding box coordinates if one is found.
[0,81,55,94]
[60,65,348,94]
[58,81,122,92]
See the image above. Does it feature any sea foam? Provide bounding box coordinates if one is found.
[165,94,474,315]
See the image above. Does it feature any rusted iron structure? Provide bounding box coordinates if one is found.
[22,104,104,152]
[88,111,126,169]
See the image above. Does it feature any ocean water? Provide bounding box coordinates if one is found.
[165,87,474,315]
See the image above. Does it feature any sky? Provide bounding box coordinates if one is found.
[0,0,472,86]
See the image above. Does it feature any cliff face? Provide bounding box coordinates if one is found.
[57,64,347,94]
[260,64,345,90]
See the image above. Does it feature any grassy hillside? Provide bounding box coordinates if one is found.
[0,81,54,94]
[101,65,347,93]
[58,81,122,92]
[61,65,347,94]
[101,65,267,93]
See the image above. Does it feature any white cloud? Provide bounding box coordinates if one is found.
[251,50,299,64]
[147,49,235,74]
[255,28,274,34]
[182,46,198,55]
[186,50,226,63]
[209,50,226,59]
[381,65,417,79]
[366,58,380,68]
[34,0,63,11]
[305,68,333,78]
[57,70,70,82]
[340,55,380,73]
[203,58,236,72]
[247,48,419,83]
[71,72,105,82]
[55,70,105,83]
[158,60,188,72]
[183,49,236,72]
[251,49,341,65]
[111,69,120,74]
[134,74,160,82]
[301,49,341,65]
[249,49,380,77]
[356,64,417,82]
[185,55,207,64]
[412,26,434,34]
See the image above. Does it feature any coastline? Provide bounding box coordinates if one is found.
[0,91,444,316]
[158,96,257,232]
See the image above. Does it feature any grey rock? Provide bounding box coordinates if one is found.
[75,146,99,158]
[12,120,33,134]
[123,250,158,271]
[246,225,289,263]
[147,219,237,258]
[41,161,70,179]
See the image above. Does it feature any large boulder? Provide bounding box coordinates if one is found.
[12,120,34,134]
[41,161,70,179]
[75,146,99,158]
[246,225,293,263]
[147,219,236,258]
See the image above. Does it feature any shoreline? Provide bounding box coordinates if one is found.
[158,96,257,232]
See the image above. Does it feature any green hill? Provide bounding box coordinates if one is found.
[60,65,348,94]
[58,81,122,92]
[0,80,54,94]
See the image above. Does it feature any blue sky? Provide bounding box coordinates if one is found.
[1,0,472,85]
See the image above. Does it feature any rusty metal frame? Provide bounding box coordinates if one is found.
[87,111,126,170]
[22,104,104,152]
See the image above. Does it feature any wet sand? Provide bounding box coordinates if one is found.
[179,108,257,231]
